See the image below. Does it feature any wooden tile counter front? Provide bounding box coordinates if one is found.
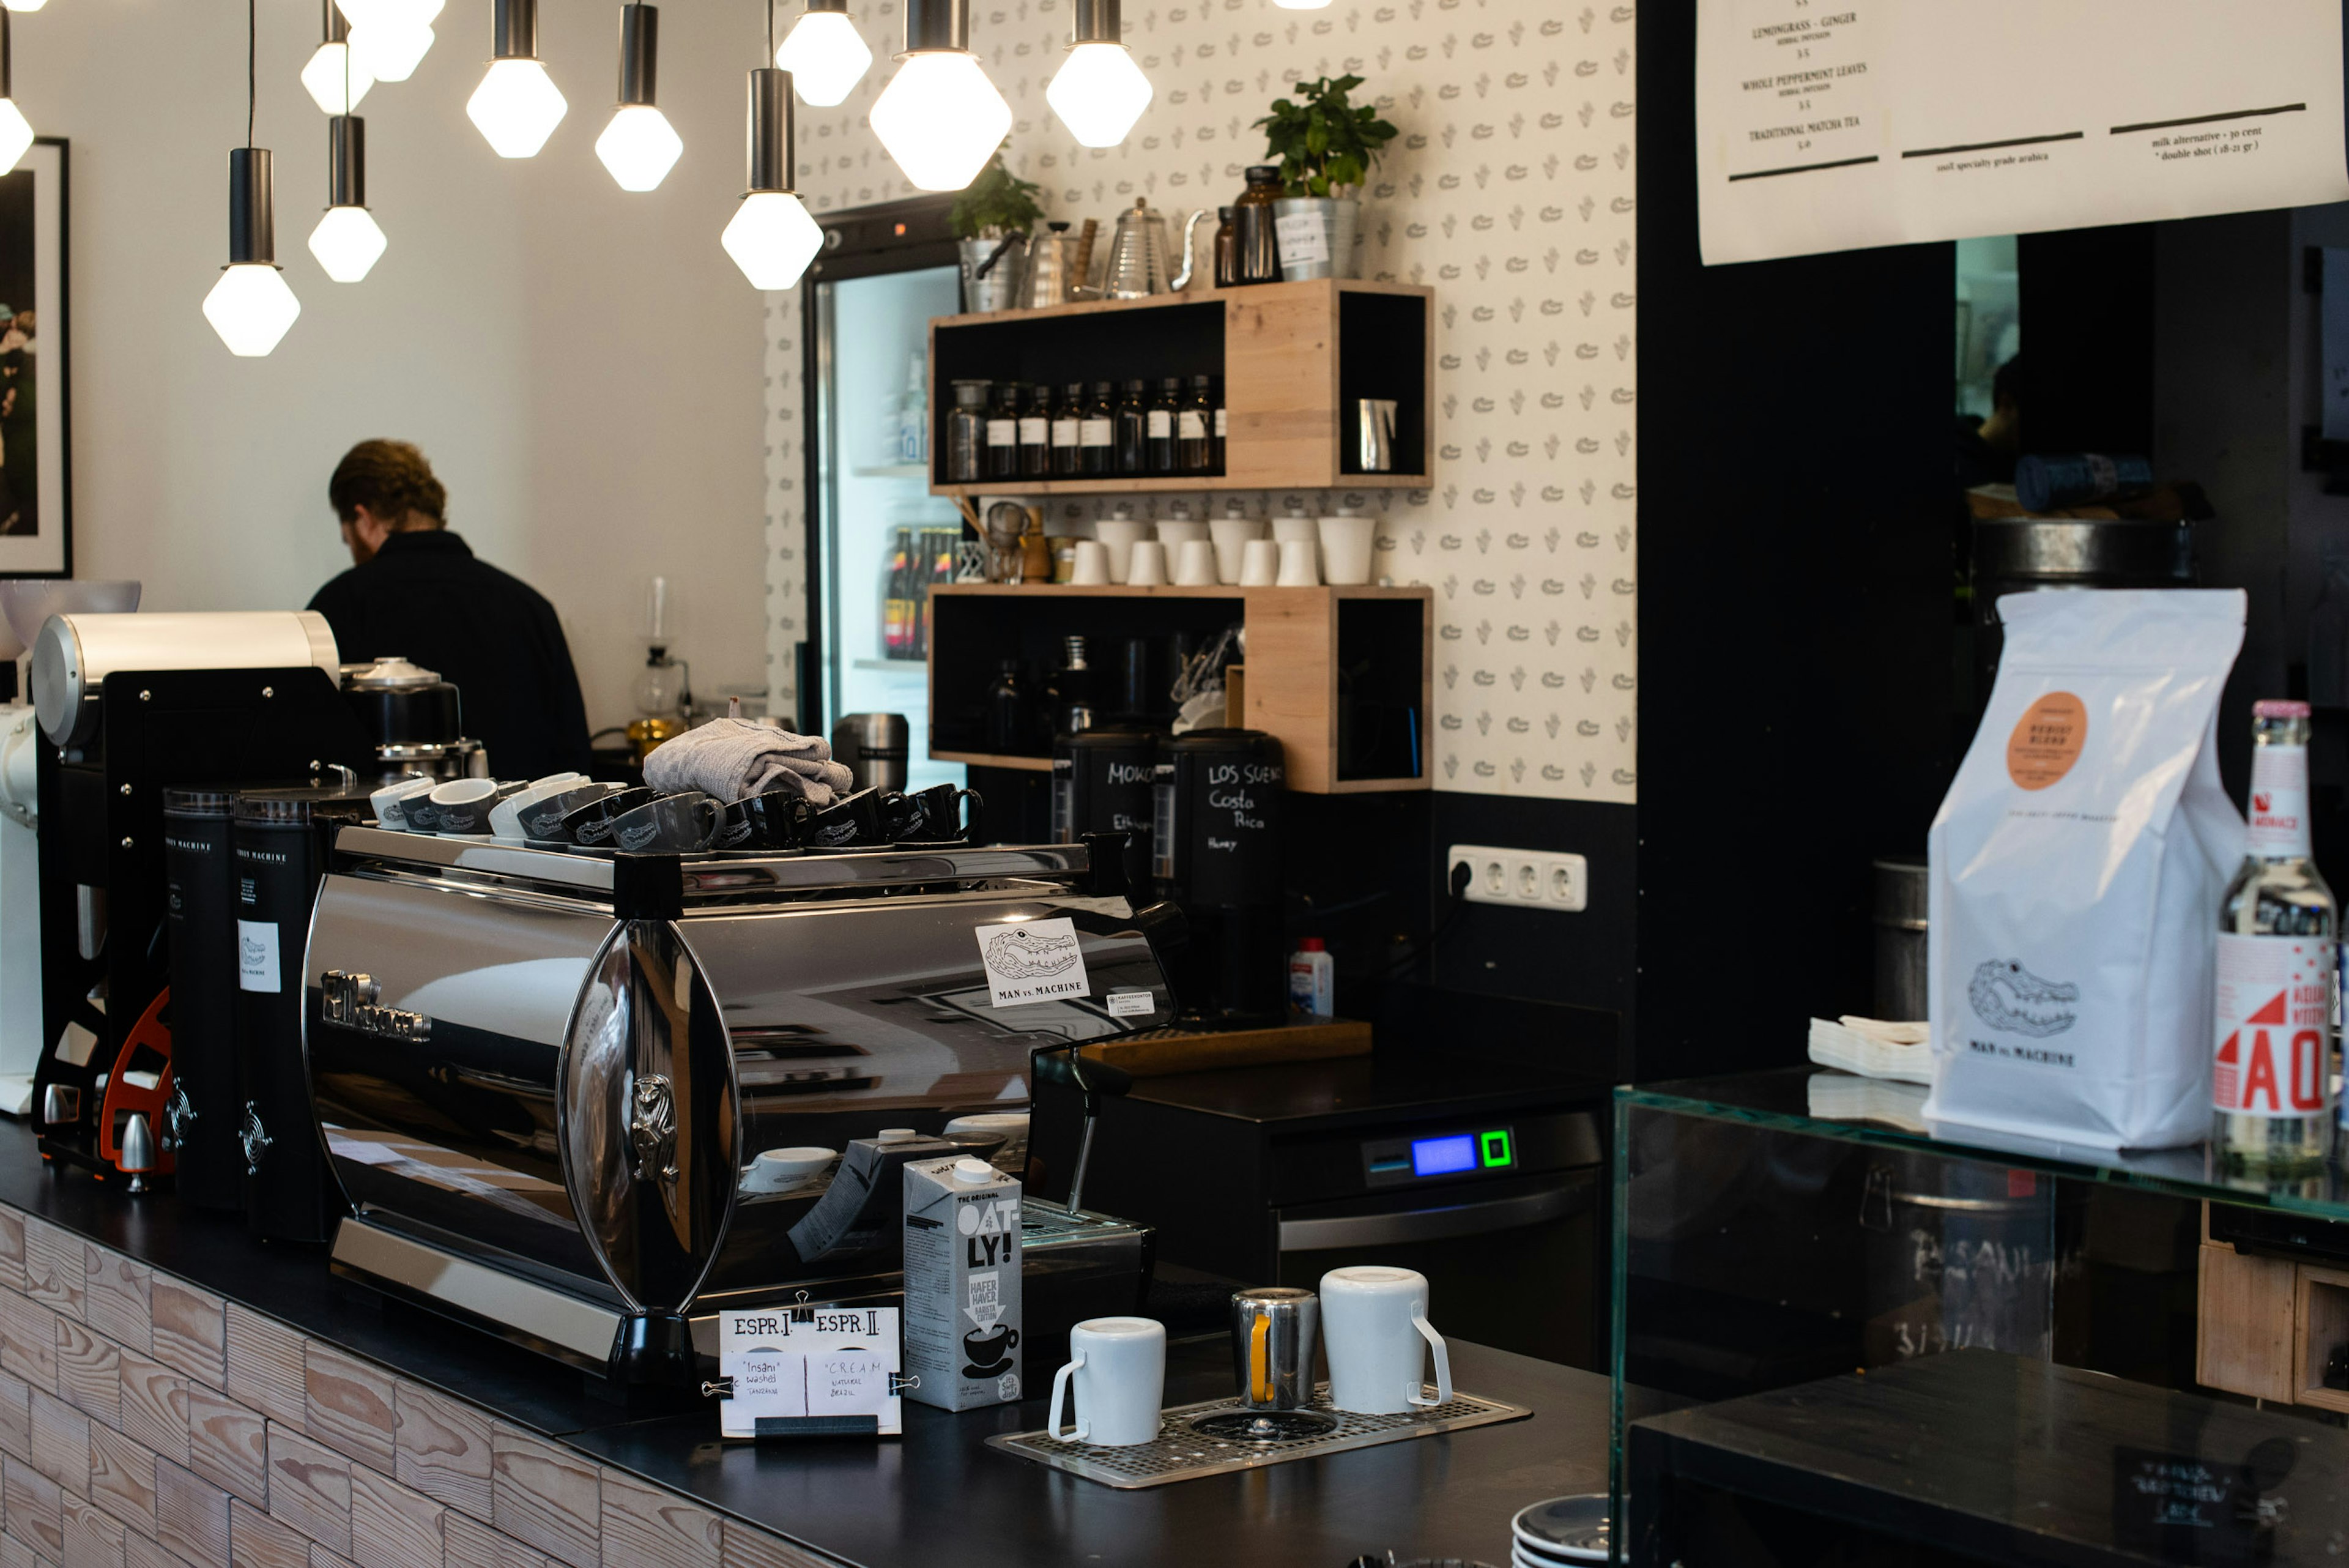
[0,1202,839,1568]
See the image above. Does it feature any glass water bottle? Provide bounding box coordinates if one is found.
[2213,700,2339,1174]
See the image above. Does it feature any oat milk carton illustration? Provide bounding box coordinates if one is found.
[903,1155,1023,1411]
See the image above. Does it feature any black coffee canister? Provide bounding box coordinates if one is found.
[163,787,242,1210]
[1153,729,1285,1024]
[232,784,374,1243]
[1061,729,1159,890]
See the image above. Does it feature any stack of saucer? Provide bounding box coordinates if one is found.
[1509,1495,1609,1567]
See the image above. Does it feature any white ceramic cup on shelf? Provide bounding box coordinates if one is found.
[369,775,437,831]
[1156,519,1209,551]
[1094,519,1154,582]
[1173,538,1220,586]
[1048,1317,1167,1447]
[1271,513,1319,575]
[1126,540,1170,585]
[1239,538,1281,587]
[1319,1266,1452,1416]
[1276,538,1320,587]
[1071,540,1113,586]
[488,773,591,840]
[1209,517,1267,584]
[1318,515,1377,585]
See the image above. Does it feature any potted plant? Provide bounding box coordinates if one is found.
[1253,75,1399,281]
[950,147,1045,313]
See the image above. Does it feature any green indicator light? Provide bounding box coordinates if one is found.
[1480,1130,1513,1168]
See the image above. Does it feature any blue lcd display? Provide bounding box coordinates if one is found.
[1411,1134,1478,1177]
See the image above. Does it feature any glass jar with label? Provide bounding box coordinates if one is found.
[1019,384,1053,478]
[1179,376,1214,474]
[985,382,1023,481]
[1147,379,1181,474]
[1082,382,1116,477]
[1115,379,1149,475]
[1053,382,1085,477]
[1210,376,1227,473]
[1233,166,1285,285]
[946,379,991,483]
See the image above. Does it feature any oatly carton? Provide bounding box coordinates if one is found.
[903,1155,1023,1411]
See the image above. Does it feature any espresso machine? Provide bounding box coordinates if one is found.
[305,828,1180,1385]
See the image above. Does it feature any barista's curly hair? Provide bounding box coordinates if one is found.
[328,439,448,529]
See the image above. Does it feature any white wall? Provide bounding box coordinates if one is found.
[764,0,1640,803]
[20,0,773,735]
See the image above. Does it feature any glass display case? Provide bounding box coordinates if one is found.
[1613,1068,2349,1566]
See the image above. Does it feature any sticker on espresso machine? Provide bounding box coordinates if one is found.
[973,917,1091,1008]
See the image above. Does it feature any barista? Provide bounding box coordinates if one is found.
[308,439,593,779]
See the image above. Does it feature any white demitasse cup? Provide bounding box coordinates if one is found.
[1048,1316,1167,1446]
[1239,538,1281,587]
[1320,1266,1452,1415]
[1318,515,1376,585]
[1095,519,1154,582]
[1156,519,1209,551]
[1209,517,1266,584]
[1276,538,1319,587]
[369,775,437,831]
[1173,538,1220,587]
[1071,540,1113,586]
[488,773,591,840]
[1126,540,1170,585]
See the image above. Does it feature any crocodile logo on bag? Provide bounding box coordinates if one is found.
[984,927,1080,980]
[1969,959,2081,1038]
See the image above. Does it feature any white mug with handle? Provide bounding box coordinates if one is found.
[1319,1266,1452,1415]
[1047,1316,1166,1446]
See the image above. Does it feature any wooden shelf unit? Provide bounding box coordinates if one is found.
[927,278,1434,497]
[927,582,1433,794]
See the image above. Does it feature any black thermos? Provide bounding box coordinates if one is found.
[162,788,242,1210]
[1152,729,1285,1025]
[1055,730,1159,890]
[232,784,374,1243]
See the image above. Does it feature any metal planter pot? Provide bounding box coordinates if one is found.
[1270,196,1360,282]
[959,236,1024,313]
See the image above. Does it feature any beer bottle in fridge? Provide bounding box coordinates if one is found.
[2213,700,2339,1173]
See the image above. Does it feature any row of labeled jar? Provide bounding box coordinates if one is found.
[945,376,1224,483]
[1075,510,1378,587]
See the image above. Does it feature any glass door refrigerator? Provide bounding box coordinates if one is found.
[804,196,968,793]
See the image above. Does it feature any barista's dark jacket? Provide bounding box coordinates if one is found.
[310,529,595,781]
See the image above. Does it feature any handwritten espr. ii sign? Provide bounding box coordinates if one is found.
[973,916,1093,1009]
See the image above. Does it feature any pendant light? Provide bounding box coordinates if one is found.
[467,0,567,158]
[308,116,386,281]
[1045,0,1150,149]
[302,1,373,114]
[204,3,300,357]
[0,13,34,175]
[721,67,823,291]
[773,0,870,108]
[0,2,42,13]
[595,4,681,191]
[1271,0,1332,8]
[340,0,437,83]
[869,0,1010,192]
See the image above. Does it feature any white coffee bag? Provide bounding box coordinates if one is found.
[1923,589,2246,1150]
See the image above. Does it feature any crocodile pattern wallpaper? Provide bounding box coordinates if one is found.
[764,0,1638,802]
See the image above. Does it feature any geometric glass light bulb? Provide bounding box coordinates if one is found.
[596,104,681,190]
[870,50,1010,191]
[467,56,566,157]
[204,264,302,357]
[774,7,871,107]
[722,190,823,289]
[352,19,434,81]
[301,42,374,113]
[1270,0,1330,8]
[593,7,678,190]
[1046,41,1150,147]
[0,100,31,175]
[0,1,45,13]
[308,205,385,282]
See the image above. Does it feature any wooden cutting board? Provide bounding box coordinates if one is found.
[1078,1016,1372,1077]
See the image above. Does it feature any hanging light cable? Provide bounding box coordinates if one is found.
[1045,0,1150,148]
[204,0,300,356]
[869,0,1009,191]
[467,0,567,158]
[721,39,823,291]
[0,12,35,174]
[595,3,682,191]
[774,0,870,108]
[309,114,386,281]
[302,1,372,114]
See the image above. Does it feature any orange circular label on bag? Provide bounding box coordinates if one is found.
[2007,691,2088,790]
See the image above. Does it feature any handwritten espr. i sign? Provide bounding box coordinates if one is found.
[973,916,1092,1009]
[717,1307,905,1439]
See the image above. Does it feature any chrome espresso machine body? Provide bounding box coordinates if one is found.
[304,829,1179,1386]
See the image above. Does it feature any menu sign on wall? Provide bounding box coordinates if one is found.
[1698,0,2349,265]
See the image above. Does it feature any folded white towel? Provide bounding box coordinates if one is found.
[643,719,856,808]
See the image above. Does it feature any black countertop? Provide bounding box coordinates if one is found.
[0,1119,1611,1567]
[1122,1049,1614,1131]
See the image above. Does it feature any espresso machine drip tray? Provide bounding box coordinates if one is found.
[987,1386,1529,1489]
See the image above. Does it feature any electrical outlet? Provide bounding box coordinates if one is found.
[1447,844,1589,914]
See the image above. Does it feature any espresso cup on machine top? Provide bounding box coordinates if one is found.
[804,786,884,849]
[1319,1266,1452,1415]
[1049,1317,1167,1448]
[609,792,722,853]
[718,787,809,850]
[558,786,655,847]
[1230,1287,1319,1411]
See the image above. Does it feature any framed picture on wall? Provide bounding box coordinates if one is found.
[0,138,68,578]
